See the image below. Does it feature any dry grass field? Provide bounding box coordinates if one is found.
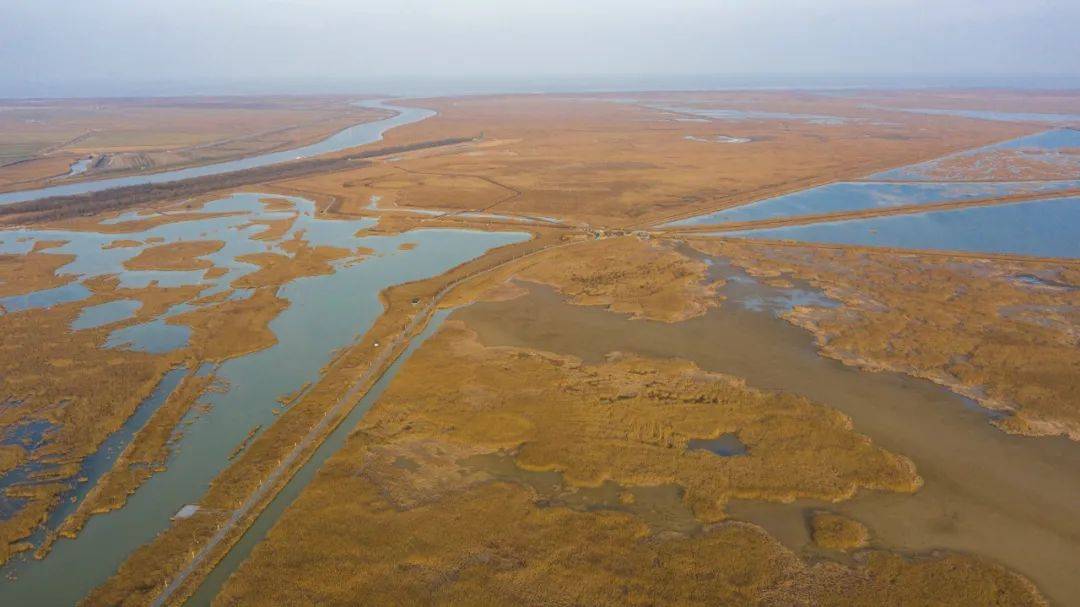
[213,319,1041,606]
[693,239,1080,440]
[275,92,1034,227]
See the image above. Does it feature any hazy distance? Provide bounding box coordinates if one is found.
[2,0,1079,97]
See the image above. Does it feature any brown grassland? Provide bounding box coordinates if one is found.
[212,319,1040,606]
[691,239,1080,440]
[276,92,1034,227]
[0,241,75,298]
[512,236,720,322]
[122,240,225,272]
[0,91,1075,605]
[810,512,870,552]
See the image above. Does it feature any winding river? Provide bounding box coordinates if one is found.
[0,100,433,206]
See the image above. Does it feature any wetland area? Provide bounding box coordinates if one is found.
[0,88,1078,606]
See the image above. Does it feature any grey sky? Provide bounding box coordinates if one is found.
[2,0,1078,96]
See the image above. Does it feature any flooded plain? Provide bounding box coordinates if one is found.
[452,274,1080,606]
[0,193,527,605]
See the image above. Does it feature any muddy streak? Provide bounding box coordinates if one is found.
[453,281,1080,606]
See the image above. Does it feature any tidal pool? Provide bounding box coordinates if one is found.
[0,194,528,605]
[0,100,434,206]
[721,196,1080,258]
[664,180,1080,227]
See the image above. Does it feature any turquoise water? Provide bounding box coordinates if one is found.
[664,180,1080,227]
[0,100,434,206]
[723,196,1080,258]
[0,192,528,605]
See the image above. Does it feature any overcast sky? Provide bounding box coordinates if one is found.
[2,0,1078,97]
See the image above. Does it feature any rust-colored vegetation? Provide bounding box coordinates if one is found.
[212,320,1041,606]
[122,240,225,272]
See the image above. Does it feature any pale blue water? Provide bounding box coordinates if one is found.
[0,282,91,313]
[0,191,528,605]
[106,318,192,353]
[0,100,434,206]
[872,129,1080,182]
[664,180,1080,227]
[183,309,456,607]
[888,108,1080,124]
[724,196,1080,258]
[66,157,93,176]
[71,299,141,330]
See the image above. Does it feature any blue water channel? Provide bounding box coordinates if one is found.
[0,100,434,206]
[0,191,529,605]
[723,196,1080,258]
[663,180,1080,227]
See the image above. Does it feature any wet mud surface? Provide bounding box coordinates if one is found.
[454,279,1080,605]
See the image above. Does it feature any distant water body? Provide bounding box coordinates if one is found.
[0,100,433,206]
[6,74,1080,99]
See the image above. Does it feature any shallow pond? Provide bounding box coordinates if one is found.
[721,195,1080,258]
[687,433,747,457]
[71,299,141,330]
